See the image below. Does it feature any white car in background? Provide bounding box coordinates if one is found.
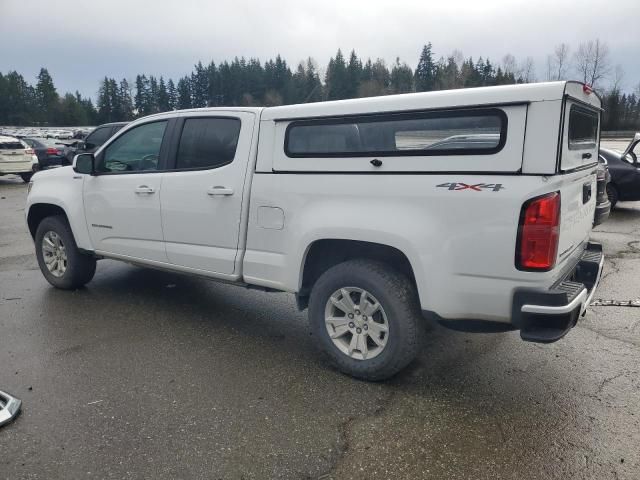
[0,135,38,182]
[55,130,74,140]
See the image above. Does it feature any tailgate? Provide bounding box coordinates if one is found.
[556,92,600,267]
[556,168,597,267]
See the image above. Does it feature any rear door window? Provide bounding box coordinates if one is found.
[174,118,241,170]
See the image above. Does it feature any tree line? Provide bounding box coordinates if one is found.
[1,41,639,130]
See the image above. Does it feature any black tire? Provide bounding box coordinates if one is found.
[20,172,33,183]
[35,215,96,289]
[309,259,421,381]
[606,184,618,209]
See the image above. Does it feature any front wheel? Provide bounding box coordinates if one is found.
[309,259,422,381]
[35,215,96,289]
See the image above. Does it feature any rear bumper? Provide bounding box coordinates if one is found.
[0,160,33,174]
[512,242,604,343]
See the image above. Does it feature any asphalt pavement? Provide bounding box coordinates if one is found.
[0,174,639,479]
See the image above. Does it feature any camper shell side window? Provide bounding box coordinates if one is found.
[284,109,507,158]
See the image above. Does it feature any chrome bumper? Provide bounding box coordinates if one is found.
[513,242,604,343]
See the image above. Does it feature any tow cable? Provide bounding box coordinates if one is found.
[0,390,21,427]
[591,299,640,307]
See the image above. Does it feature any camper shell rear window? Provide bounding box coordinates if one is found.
[284,108,507,158]
[568,105,598,150]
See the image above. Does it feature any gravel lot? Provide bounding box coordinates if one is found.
[0,174,639,480]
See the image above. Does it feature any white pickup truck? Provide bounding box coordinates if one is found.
[26,81,604,380]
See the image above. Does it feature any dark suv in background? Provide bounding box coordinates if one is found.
[599,133,640,208]
[65,122,128,163]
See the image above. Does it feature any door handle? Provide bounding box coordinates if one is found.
[207,186,234,196]
[134,185,155,194]
[582,153,592,159]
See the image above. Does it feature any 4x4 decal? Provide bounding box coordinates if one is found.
[436,182,505,192]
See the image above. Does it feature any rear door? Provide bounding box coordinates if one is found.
[556,97,600,266]
[160,112,255,275]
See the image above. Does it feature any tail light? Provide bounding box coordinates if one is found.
[46,147,59,155]
[516,192,561,271]
[24,148,35,155]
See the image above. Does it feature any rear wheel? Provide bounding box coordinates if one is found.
[606,184,618,209]
[309,259,421,381]
[20,172,33,183]
[35,215,96,289]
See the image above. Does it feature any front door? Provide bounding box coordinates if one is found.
[83,120,170,263]
[160,113,255,275]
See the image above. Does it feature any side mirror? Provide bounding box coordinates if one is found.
[73,153,95,175]
[77,141,86,150]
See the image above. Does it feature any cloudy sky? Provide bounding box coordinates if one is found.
[1,0,638,99]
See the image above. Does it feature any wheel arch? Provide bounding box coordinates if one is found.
[297,239,419,309]
[27,203,70,239]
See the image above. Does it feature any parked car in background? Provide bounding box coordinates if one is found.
[594,155,611,226]
[0,135,38,182]
[599,133,640,208]
[22,137,70,171]
[64,122,128,163]
[44,130,73,140]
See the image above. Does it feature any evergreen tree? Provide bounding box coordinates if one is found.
[119,79,134,120]
[167,79,177,110]
[206,62,222,106]
[390,58,414,93]
[0,71,36,124]
[35,68,59,124]
[134,75,150,117]
[415,43,436,92]
[108,78,121,120]
[157,77,170,112]
[148,76,159,113]
[304,58,323,102]
[96,77,113,123]
[177,76,192,109]
[346,50,363,98]
[325,49,349,100]
[191,61,209,107]
[58,93,88,126]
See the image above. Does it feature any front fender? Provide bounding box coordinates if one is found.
[26,167,93,250]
